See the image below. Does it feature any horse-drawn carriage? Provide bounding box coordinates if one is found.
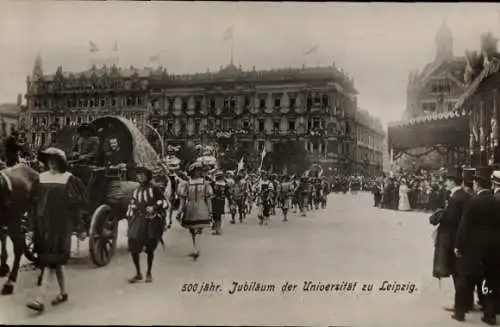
[24,116,163,267]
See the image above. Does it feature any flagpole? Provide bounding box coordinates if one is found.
[230,34,234,65]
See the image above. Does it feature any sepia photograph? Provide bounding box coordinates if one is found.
[0,1,500,326]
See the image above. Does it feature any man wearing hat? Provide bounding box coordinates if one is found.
[462,168,475,196]
[229,169,249,224]
[490,170,500,315]
[453,167,497,323]
[72,123,100,165]
[256,171,274,225]
[126,166,167,283]
[431,166,471,312]
[211,170,230,235]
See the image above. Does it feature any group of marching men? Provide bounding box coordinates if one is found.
[159,167,331,235]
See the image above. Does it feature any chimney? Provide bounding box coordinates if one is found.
[17,94,22,106]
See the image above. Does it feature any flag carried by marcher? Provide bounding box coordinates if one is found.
[237,157,244,172]
[112,41,118,52]
[89,41,99,53]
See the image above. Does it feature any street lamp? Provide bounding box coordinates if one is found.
[142,122,165,158]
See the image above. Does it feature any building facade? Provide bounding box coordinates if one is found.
[405,20,467,119]
[353,109,385,176]
[21,55,364,174]
[389,21,469,170]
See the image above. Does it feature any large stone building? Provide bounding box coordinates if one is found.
[354,109,385,176]
[388,21,469,169]
[21,54,371,174]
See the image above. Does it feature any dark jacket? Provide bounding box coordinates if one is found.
[456,190,496,276]
[74,136,100,163]
[432,188,470,278]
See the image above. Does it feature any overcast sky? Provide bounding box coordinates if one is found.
[1,2,500,125]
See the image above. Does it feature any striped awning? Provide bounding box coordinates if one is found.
[388,109,467,129]
[388,110,469,150]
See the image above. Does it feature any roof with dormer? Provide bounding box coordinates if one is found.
[453,57,500,111]
[37,63,357,95]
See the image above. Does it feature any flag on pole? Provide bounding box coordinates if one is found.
[237,157,244,172]
[89,41,99,53]
[113,41,118,52]
[149,54,159,63]
[223,26,234,41]
[303,44,318,56]
[258,148,267,172]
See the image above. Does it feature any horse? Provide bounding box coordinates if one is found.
[0,163,40,295]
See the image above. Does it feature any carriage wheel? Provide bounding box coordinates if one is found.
[89,205,118,267]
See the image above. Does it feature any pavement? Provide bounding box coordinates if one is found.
[0,192,490,326]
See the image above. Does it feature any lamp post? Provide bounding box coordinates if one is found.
[142,122,165,158]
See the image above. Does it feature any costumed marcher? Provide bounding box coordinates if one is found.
[126,166,167,284]
[177,162,213,259]
[296,176,309,216]
[452,167,497,324]
[321,177,329,209]
[230,170,249,224]
[163,152,182,229]
[211,171,230,235]
[278,175,294,222]
[27,148,88,313]
[256,171,274,225]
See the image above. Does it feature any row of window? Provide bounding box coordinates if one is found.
[29,114,142,128]
[31,92,336,112]
[422,101,456,113]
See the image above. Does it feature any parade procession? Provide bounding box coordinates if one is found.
[0,115,335,312]
[6,2,500,327]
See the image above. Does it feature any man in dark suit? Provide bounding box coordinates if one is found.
[433,167,471,312]
[453,167,497,324]
[489,170,500,316]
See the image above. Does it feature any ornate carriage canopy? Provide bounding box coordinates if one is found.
[388,110,469,151]
[90,116,161,171]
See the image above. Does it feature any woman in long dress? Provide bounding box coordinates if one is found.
[398,179,411,211]
[27,147,87,313]
[177,162,213,259]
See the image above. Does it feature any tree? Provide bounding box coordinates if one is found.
[269,140,310,175]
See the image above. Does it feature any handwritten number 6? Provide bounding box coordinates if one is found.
[482,280,489,295]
